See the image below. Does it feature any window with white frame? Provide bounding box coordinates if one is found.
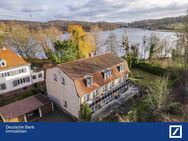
[123,74,128,81]
[103,85,108,92]
[61,77,65,85]
[83,94,90,102]
[38,73,43,78]
[32,75,37,79]
[118,78,121,84]
[53,74,57,81]
[110,81,114,88]
[64,100,67,108]
[0,83,6,90]
[93,89,99,98]
[0,68,27,78]
[103,69,112,80]
[13,77,30,87]
[118,64,125,72]
[0,59,6,68]
[84,75,93,87]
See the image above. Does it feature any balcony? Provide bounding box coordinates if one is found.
[88,79,131,113]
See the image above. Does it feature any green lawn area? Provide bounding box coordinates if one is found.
[144,58,183,71]
[130,68,159,86]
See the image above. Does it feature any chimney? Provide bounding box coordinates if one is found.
[89,52,94,57]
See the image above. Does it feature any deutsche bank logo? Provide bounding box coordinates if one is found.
[169,125,182,139]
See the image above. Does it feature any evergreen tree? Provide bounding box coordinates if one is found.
[47,40,78,64]
[121,30,129,56]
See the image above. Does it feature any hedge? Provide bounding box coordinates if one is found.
[134,62,167,76]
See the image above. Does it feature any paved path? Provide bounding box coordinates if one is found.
[34,106,76,122]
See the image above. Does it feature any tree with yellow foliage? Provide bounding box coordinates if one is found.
[0,23,8,46]
[68,25,95,58]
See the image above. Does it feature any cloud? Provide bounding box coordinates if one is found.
[0,0,187,22]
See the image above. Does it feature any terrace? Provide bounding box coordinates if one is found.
[87,79,139,120]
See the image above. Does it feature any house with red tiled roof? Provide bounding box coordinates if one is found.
[0,47,44,95]
[46,53,131,119]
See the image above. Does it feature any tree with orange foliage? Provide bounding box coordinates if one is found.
[68,25,95,58]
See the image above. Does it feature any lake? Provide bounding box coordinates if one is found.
[37,28,177,59]
[96,28,177,58]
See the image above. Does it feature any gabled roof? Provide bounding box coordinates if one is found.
[0,47,29,71]
[0,94,51,120]
[57,53,128,80]
[57,53,130,97]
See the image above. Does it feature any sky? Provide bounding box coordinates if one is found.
[0,0,188,22]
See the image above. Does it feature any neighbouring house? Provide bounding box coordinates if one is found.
[0,47,44,96]
[46,53,131,119]
[0,94,54,122]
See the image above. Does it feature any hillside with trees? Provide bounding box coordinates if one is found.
[0,20,128,32]
[128,16,187,31]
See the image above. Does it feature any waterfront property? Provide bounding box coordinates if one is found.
[0,46,44,96]
[46,53,131,119]
[0,94,54,122]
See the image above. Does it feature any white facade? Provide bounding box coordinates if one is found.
[46,67,80,118]
[80,75,129,113]
[0,65,44,95]
[46,67,129,119]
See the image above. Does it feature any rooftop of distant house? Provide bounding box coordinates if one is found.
[0,47,29,71]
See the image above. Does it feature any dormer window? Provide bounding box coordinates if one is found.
[84,75,93,87]
[117,64,125,72]
[0,59,6,68]
[102,68,112,80]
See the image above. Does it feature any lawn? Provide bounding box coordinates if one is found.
[130,68,159,86]
[144,58,183,71]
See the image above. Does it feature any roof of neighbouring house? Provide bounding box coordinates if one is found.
[57,53,130,97]
[0,47,29,71]
[0,94,51,121]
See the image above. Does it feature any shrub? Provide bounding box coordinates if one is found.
[80,103,92,121]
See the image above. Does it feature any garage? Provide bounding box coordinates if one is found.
[0,94,54,122]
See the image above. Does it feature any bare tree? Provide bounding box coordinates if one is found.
[162,39,173,59]
[7,24,39,61]
[35,27,62,58]
[105,32,118,55]
[176,10,188,69]
[156,39,173,59]
[90,25,104,55]
[130,43,139,58]
[148,33,160,59]
[142,35,148,60]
